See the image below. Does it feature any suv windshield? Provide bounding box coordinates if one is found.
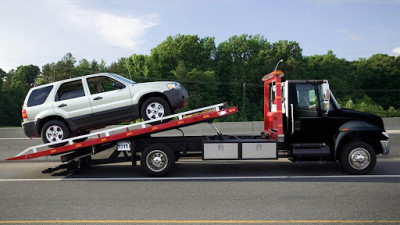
[109,73,135,84]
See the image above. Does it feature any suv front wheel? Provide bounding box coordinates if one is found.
[41,120,71,147]
[140,97,171,123]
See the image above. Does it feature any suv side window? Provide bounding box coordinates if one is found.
[27,85,53,107]
[87,76,125,94]
[56,80,85,101]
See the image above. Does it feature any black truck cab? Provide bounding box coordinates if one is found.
[274,76,390,174]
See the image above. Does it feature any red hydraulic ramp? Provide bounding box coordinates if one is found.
[6,103,237,161]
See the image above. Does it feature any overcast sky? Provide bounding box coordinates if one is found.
[0,0,399,72]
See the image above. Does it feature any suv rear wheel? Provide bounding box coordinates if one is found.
[41,120,71,147]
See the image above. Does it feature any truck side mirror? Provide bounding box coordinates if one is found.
[321,82,330,115]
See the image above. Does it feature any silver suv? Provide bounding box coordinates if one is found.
[22,73,188,145]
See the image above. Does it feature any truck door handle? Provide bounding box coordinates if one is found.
[290,104,295,134]
[93,96,103,100]
[58,104,67,108]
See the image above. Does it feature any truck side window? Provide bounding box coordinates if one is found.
[296,84,317,109]
[87,76,125,94]
[56,80,85,101]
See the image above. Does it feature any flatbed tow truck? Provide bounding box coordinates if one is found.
[6,69,390,176]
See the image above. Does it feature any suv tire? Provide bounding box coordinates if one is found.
[41,120,71,147]
[140,97,171,123]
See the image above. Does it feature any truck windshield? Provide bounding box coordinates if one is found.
[330,92,341,109]
[109,73,136,84]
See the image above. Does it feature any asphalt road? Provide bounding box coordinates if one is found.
[1,124,400,224]
[1,160,400,224]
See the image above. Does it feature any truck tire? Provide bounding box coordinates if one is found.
[140,97,171,124]
[41,120,71,147]
[340,141,376,175]
[141,144,175,177]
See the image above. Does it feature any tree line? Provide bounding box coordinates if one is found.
[1,34,399,126]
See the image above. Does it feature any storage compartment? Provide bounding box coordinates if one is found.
[290,143,330,161]
[203,143,238,159]
[242,142,277,159]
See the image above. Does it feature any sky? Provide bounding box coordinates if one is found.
[0,0,399,72]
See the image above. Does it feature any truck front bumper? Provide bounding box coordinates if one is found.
[381,140,390,155]
[380,132,390,155]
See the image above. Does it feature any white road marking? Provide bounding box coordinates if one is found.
[0,175,400,182]
[388,130,400,134]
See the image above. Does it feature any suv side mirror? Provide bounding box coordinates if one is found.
[113,82,125,89]
[321,82,330,115]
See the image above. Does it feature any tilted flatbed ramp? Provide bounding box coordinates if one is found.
[6,103,237,161]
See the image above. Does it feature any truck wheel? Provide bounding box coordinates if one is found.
[140,97,171,124]
[41,120,71,147]
[340,141,376,175]
[141,144,175,177]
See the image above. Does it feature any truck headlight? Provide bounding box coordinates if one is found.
[167,83,181,90]
[382,132,390,139]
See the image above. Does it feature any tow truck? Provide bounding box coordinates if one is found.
[6,69,390,176]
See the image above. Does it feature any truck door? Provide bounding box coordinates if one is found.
[288,82,329,143]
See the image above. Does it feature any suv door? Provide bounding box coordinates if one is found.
[53,79,94,131]
[85,75,134,124]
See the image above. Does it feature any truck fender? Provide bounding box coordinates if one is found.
[334,120,384,160]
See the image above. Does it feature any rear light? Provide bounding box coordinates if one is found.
[22,109,28,119]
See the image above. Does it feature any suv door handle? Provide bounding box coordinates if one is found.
[58,104,67,108]
[93,96,103,100]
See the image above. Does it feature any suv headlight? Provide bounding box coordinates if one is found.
[167,82,181,90]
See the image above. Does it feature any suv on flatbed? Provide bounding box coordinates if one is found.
[22,73,188,145]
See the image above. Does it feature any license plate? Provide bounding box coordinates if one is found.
[117,141,131,151]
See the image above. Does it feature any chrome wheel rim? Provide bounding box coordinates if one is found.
[348,148,370,170]
[45,125,64,143]
[146,150,168,172]
[146,102,165,119]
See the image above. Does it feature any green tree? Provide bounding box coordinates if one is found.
[2,65,40,125]
[0,68,6,125]
[129,54,150,82]
[355,54,400,109]
[75,59,92,76]
[10,65,40,92]
[171,61,219,110]
[99,59,107,72]
[109,57,131,79]
[301,50,353,99]
[55,53,77,80]
[149,34,216,78]
[215,34,273,120]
